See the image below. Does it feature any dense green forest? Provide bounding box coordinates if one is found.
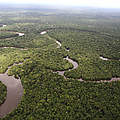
[0,31,18,39]
[0,6,120,119]
[0,82,6,105]
[48,29,120,80]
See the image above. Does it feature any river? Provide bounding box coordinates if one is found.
[0,29,120,118]
[0,25,24,118]
[0,62,24,118]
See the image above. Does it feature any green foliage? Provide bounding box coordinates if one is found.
[0,48,31,73]
[0,31,18,39]
[3,62,120,119]
[0,82,7,105]
[49,29,120,80]
[0,7,120,120]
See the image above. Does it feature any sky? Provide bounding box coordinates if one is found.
[1,0,120,8]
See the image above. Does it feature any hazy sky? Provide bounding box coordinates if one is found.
[1,0,120,8]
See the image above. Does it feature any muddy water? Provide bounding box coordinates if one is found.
[0,25,26,118]
[17,32,24,37]
[100,56,108,61]
[56,56,78,78]
[54,37,78,78]
[65,56,78,69]
[0,29,119,118]
[56,40,61,48]
[40,31,47,35]
[55,37,78,78]
[100,56,120,61]
[0,63,23,118]
[57,55,120,82]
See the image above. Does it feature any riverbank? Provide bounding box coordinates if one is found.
[52,31,120,83]
[0,62,24,118]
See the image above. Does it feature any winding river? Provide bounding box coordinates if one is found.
[0,25,25,118]
[0,28,120,118]
[56,56,78,79]
[0,62,24,118]
[50,31,120,83]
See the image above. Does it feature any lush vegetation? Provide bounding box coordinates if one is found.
[3,61,120,120]
[0,6,120,119]
[0,82,7,105]
[0,48,31,73]
[48,29,120,80]
[3,66,120,120]
[0,31,18,39]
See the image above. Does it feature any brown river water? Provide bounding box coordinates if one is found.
[0,24,24,118]
[0,63,23,118]
[0,29,120,118]
[57,56,78,79]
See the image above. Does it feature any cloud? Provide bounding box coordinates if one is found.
[1,0,120,8]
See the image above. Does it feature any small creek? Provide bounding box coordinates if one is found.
[99,56,109,61]
[53,32,120,83]
[40,31,47,35]
[16,32,24,37]
[56,56,78,79]
[56,40,61,48]
[1,25,24,37]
